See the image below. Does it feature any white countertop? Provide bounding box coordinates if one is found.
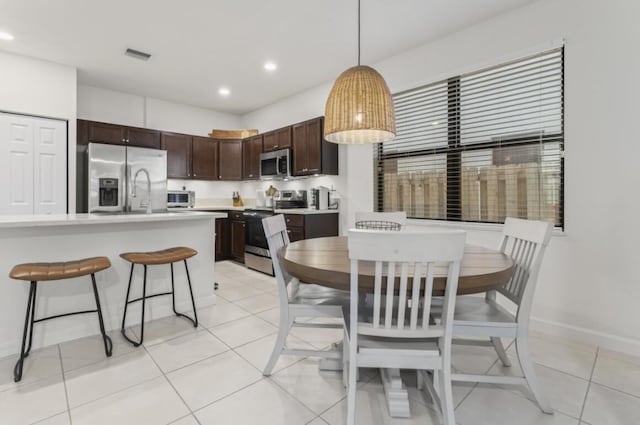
[189,206,339,215]
[0,211,226,229]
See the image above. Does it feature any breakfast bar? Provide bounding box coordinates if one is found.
[0,211,225,358]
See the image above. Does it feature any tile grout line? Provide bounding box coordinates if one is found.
[57,344,74,425]
[140,342,203,425]
[578,346,599,423]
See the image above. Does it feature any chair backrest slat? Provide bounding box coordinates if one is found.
[348,229,466,339]
[409,262,422,330]
[384,262,396,329]
[496,217,553,308]
[421,262,435,329]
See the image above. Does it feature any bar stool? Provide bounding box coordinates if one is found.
[120,246,198,347]
[10,256,113,382]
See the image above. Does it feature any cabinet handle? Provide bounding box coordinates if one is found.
[121,138,126,142]
[193,173,197,177]
[274,145,278,148]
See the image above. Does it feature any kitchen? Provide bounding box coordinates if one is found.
[1,1,640,425]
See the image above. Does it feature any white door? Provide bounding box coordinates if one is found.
[0,112,67,215]
[0,113,34,214]
[33,118,67,214]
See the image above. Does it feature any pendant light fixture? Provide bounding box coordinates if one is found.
[324,0,396,144]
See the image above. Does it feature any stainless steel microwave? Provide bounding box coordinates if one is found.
[260,148,292,180]
[167,190,195,208]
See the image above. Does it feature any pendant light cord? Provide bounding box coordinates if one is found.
[357,0,361,66]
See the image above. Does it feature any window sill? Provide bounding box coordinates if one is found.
[406,218,567,237]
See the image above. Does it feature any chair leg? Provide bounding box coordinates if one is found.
[491,337,512,367]
[14,281,36,382]
[438,367,456,425]
[91,274,113,357]
[346,346,358,425]
[263,315,291,376]
[516,335,553,414]
[25,281,37,357]
[170,261,198,327]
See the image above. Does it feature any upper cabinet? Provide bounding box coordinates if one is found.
[242,135,263,180]
[218,140,243,180]
[78,120,160,149]
[263,126,291,152]
[292,117,338,176]
[192,136,218,180]
[162,132,192,179]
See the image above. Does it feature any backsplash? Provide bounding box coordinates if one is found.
[167,175,344,206]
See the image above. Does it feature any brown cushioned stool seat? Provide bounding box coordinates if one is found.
[10,256,113,383]
[10,257,111,281]
[120,247,197,265]
[120,246,199,347]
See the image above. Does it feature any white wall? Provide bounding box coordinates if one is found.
[241,0,640,355]
[0,51,77,212]
[77,85,241,135]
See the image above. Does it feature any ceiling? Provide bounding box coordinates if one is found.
[0,0,536,114]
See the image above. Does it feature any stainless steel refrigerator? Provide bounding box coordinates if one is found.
[77,143,167,213]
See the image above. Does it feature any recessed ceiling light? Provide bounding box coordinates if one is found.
[0,31,15,41]
[218,87,231,97]
[264,61,277,72]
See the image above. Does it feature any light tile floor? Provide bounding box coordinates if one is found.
[1,260,639,425]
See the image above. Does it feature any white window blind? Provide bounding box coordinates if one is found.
[376,48,564,227]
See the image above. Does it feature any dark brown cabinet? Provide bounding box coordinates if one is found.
[263,127,292,152]
[78,120,161,148]
[242,135,263,180]
[192,137,218,180]
[230,211,245,262]
[162,132,192,178]
[215,217,230,260]
[219,140,243,180]
[291,117,338,176]
[284,213,339,242]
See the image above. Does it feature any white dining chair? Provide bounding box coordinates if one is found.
[344,229,466,425]
[449,217,554,413]
[354,211,407,230]
[262,214,349,376]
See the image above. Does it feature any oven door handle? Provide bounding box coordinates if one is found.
[275,156,280,176]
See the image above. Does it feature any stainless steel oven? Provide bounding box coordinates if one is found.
[243,208,275,275]
[260,148,292,180]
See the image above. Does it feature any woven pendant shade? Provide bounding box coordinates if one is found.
[324,65,396,144]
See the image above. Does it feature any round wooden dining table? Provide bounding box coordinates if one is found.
[278,236,515,296]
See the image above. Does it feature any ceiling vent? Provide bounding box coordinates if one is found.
[125,48,151,61]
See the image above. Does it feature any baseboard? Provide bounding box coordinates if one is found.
[531,316,640,357]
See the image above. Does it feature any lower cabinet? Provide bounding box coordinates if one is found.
[229,212,246,263]
[215,217,230,261]
[284,213,339,242]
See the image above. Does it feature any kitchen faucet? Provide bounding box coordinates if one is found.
[132,168,152,214]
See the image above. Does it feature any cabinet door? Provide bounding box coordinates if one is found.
[306,118,323,174]
[242,135,262,179]
[262,131,278,152]
[218,139,243,180]
[87,121,126,145]
[276,127,292,149]
[127,127,161,149]
[192,137,218,180]
[292,123,308,176]
[33,118,67,214]
[0,113,34,214]
[230,220,246,261]
[286,227,304,242]
[162,133,192,178]
[215,217,230,260]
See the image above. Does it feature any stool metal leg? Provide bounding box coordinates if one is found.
[139,265,148,344]
[25,281,37,357]
[170,261,198,328]
[91,273,113,357]
[121,263,144,347]
[14,281,36,382]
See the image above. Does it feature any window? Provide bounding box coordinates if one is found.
[375,48,564,228]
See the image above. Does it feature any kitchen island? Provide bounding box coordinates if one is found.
[0,211,226,357]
